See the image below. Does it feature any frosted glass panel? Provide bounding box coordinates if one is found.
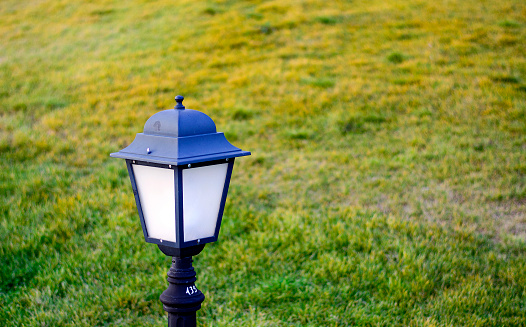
[183,163,228,242]
[132,164,176,242]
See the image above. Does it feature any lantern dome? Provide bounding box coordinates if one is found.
[110,96,250,165]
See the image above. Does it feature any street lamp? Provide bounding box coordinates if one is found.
[110,95,250,326]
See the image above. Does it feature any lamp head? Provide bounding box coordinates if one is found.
[110,95,250,250]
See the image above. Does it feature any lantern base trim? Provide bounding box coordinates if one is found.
[158,244,205,257]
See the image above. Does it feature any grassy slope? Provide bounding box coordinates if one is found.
[0,0,525,326]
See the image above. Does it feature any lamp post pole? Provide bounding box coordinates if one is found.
[158,245,206,327]
[160,256,204,327]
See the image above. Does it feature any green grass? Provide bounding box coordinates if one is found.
[1,0,525,326]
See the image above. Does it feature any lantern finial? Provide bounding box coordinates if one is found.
[174,95,185,110]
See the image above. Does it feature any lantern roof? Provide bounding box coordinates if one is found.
[110,95,250,165]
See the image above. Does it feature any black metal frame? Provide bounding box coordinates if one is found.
[126,158,235,249]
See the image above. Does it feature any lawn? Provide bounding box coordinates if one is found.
[1,0,525,326]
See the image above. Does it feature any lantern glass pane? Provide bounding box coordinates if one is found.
[183,163,228,242]
[132,164,176,242]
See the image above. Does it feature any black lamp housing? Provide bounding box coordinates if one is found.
[110,96,250,250]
